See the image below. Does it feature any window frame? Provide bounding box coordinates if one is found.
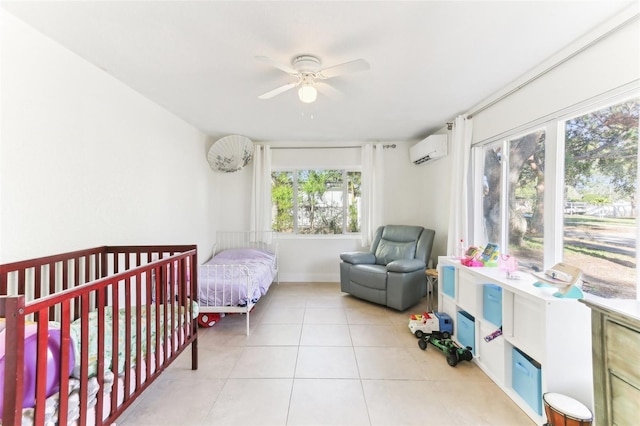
[471,88,639,300]
[271,167,362,236]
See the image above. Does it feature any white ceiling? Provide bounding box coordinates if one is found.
[2,0,636,142]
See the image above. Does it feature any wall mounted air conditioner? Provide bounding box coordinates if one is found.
[410,134,448,165]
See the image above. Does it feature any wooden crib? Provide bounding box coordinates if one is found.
[0,245,198,425]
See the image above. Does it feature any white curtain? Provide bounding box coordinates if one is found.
[250,145,272,239]
[447,115,473,255]
[360,143,385,247]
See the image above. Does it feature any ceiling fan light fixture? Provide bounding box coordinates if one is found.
[298,84,317,103]
[257,54,369,102]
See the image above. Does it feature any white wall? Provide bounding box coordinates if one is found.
[410,134,452,265]
[0,11,215,262]
[214,141,437,282]
[473,9,640,142]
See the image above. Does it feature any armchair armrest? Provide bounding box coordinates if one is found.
[340,252,376,265]
[387,259,425,273]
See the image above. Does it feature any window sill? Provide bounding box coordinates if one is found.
[275,233,361,241]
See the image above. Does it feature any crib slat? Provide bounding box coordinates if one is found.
[62,258,69,292]
[85,254,91,285]
[79,292,90,425]
[0,296,26,426]
[58,299,71,426]
[17,268,26,296]
[0,271,6,294]
[48,262,55,298]
[34,313,49,425]
[124,276,133,404]
[177,259,185,344]
[135,272,143,391]
[164,261,170,346]
[74,256,80,287]
[34,266,42,301]
[96,290,106,425]
[154,266,162,378]
[150,267,158,381]
[111,279,120,417]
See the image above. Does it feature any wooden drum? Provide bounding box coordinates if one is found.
[543,393,593,426]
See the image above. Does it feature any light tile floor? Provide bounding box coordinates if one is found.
[115,282,534,426]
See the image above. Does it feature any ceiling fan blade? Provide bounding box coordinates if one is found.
[315,82,344,100]
[255,55,297,75]
[258,82,298,100]
[318,59,370,79]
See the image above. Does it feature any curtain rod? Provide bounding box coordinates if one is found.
[267,144,396,150]
[466,10,639,119]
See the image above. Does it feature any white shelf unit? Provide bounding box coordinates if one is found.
[437,257,594,425]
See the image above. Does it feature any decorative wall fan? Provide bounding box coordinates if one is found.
[207,135,253,173]
[256,54,369,103]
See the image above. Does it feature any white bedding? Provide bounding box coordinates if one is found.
[16,359,158,426]
[198,248,277,307]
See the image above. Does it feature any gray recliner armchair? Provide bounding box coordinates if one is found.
[340,225,435,311]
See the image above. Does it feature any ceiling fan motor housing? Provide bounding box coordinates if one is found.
[292,55,321,73]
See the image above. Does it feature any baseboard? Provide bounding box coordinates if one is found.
[278,272,339,282]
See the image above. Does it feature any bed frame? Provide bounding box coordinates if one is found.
[199,231,277,335]
[0,245,198,425]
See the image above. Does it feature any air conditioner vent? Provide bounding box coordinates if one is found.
[410,134,448,165]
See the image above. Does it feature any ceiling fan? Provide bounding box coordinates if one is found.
[256,54,370,103]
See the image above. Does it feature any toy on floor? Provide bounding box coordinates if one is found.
[198,312,223,327]
[418,332,473,367]
[408,312,453,339]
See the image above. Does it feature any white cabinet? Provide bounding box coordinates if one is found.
[438,257,593,425]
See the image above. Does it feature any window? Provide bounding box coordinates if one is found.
[481,130,546,272]
[482,143,503,247]
[508,130,546,272]
[271,169,361,234]
[562,99,638,299]
[474,96,639,299]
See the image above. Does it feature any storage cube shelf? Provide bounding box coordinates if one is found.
[457,310,476,354]
[479,321,505,384]
[483,284,502,326]
[437,257,594,426]
[442,266,456,298]
[512,347,542,415]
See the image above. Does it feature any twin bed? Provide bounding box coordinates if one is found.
[198,231,278,335]
[0,232,278,425]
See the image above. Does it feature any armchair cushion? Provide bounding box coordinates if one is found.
[374,240,416,265]
[340,251,376,265]
[387,259,425,273]
[351,264,388,291]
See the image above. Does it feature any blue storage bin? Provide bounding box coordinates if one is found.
[512,347,542,415]
[443,266,455,298]
[483,284,503,326]
[456,310,475,354]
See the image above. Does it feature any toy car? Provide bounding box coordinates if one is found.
[418,332,473,367]
[408,312,453,339]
